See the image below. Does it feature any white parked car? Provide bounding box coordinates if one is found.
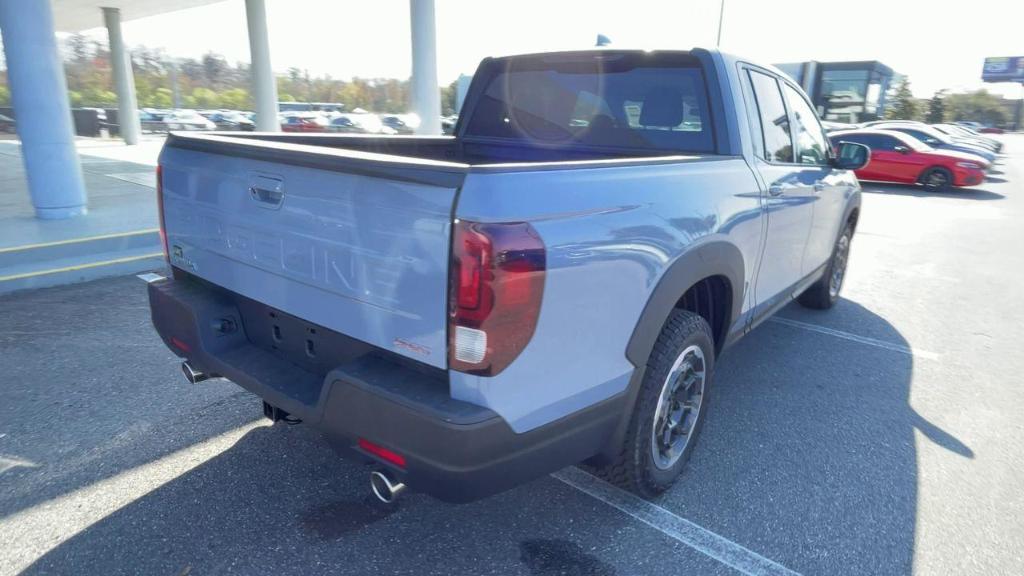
[163,111,216,131]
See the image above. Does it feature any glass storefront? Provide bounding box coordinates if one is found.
[776,60,894,123]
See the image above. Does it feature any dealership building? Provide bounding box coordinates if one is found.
[775,60,896,124]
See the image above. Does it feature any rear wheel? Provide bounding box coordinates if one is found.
[920,167,953,191]
[798,222,853,310]
[592,310,714,497]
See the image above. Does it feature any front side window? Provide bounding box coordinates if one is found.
[782,83,829,165]
[748,70,793,163]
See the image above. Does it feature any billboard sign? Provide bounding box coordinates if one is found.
[982,57,1024,82]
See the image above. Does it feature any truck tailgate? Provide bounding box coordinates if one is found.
[158,134,467,369]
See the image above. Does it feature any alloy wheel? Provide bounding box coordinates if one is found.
[651,345,706,470]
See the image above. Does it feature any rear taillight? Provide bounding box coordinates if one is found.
[156,165,169,261]
[449,219,545,376]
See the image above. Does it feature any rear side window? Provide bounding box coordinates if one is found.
[463,57,715,153]
[781,83,829,165]
[747,71,793,163]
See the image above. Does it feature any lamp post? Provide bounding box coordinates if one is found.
[716,0,725,47]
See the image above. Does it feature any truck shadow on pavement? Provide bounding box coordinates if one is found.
[19,299,971,576]
[861,183,1005,200]
[654,298,972,575]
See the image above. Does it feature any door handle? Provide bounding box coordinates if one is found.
[813,181,825,192]
[248,174,284,209]
[250,186,283,205]
[768,185,783,196]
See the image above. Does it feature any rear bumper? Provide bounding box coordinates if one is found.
[148,274,623,502]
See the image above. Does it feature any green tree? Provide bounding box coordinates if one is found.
[0,85,10,106]
[81,87,117,106]
[219,88,251,110]
[190,87,220,108]
[885,79,919,121]
[926,90,946,123]
[946,90,1008,126]
[144,88,173,109]
[278,93,296,102]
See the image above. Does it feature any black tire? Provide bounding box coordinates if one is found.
[798,222,853,310]
[591,309,715,498]
[919,166,953,191]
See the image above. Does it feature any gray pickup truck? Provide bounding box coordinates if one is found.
[148,48,869,503]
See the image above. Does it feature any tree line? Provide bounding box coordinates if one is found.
[0,36,1014,126]
[0,34,459,115]
[885,78,1012,126]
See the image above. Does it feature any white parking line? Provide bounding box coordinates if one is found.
[552,467,801,576]
[136,272,165,283]
[0,454,39,475]
[769,317,938,360]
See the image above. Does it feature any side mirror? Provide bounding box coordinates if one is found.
[893,145,911,155]
[831,141,870,170]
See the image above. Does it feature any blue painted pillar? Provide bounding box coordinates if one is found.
[0,0,88,219]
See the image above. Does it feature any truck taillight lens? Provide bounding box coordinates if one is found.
[449,220,545,376]
[156,165,169,261]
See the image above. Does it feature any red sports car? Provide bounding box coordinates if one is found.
[829,129,988,190]
[280,114,329,133]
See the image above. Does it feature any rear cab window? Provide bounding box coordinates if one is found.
[463,53,715,154]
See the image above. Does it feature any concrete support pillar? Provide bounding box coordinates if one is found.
[0,0,88,219]
[409,0,441,135]
[169,61,182,109]
[245,0,279,131]
[103,7,141,145]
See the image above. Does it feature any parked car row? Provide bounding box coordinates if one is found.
[280,111,421,135]
[133,108,425,135]
[824,119,1004,191]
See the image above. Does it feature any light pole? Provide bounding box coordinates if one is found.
[716,0,725,47]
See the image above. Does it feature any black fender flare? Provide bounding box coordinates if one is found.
[594,240,746,461]
[842,191,862,233]
[625,239,746,367]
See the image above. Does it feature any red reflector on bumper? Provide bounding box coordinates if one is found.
[170,337,191,353]
[358,438,407,468]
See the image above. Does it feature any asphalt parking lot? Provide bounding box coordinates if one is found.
[2,136,1023,576]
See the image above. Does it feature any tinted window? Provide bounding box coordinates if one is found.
[867,134,898,150]
[831,134,865,149]
[464,58,714,153]
[899,129,940,145]
[748,71,793,163]
[782,83,829,165]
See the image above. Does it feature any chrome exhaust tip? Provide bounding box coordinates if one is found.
[370,470,406,504]
[181,361,210,384]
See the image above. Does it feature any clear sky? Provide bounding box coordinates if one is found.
[78,0,1024,99]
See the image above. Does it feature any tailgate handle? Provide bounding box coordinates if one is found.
[248,175,284,209]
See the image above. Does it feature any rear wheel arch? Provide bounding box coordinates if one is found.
[625,241,745,369]
[595,242,744,463]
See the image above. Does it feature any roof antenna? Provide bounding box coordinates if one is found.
[595,34,612,47]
